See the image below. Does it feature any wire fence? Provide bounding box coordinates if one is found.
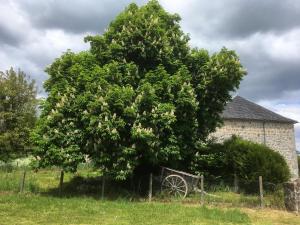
[147,172,286,209]
[0,163,288,210]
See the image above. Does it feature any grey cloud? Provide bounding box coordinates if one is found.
[0,24,23,46]
[238,55,300,101]
[218,0,300,38]
[0,44,47,92]
[17,0,147,34]
[180,0,300,39]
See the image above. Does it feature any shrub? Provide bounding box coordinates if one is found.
[192,136,290,192]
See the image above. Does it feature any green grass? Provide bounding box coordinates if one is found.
[0,167,99,194]
[0,169,65,193]
[0,167,297,225]
[0,168,286,207]
[0,194,250,225]
[190,191,285,209]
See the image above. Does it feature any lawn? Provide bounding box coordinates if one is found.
[0,167,299,225]
[1,193,299,225]
[0,194,251,225]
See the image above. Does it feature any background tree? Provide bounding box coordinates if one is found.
[32,0,246,179]
[0,68,38,162]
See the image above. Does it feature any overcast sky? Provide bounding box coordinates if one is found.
[1,0,299,150]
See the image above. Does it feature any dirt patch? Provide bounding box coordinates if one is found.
[242,208,299,225]
[0,191,14,196]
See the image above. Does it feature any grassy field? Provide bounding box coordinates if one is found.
[0,193,299,225]
[0,194,251,225]
[0,167,299,225]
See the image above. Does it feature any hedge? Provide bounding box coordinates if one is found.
[192,136,290,192]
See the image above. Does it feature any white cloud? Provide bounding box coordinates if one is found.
[0,29,89,94]
[0,0,89,93]
[266,29,300,62]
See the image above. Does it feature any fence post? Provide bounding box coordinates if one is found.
[59,170,64,195]
[148,173,153,202]
[234,173,239,193]
[259,176,264,208]
[19,170,26,193]
[200,175,204,206]
[101,175,105,200]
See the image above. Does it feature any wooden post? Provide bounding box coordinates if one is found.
[101,175,105,200]
[259,176,264,208]
[148,173,153,202]
[160,167,165,182]
[234,173,239,193]
[19,170,26,193]
[130,176,135,194]
[137,179,142,194]
[59,170,64,195]
[200,175,204,206]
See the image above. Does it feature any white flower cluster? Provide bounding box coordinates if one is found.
[97,96,108,109]
[134,122,153,135]
[166,109,175,116]
[47,108,59,120]
[152,105,175,118]
[111,128,118,134]
[180,83,199,106]
[135,93,142,103]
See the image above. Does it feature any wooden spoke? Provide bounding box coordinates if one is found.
[161,175,188,199]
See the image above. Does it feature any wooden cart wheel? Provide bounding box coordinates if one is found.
[161,174,188,199]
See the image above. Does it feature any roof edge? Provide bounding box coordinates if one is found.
[223,117,298,124]
[222,96,298,124]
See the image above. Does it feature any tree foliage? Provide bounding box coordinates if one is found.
[32,1,246,179]
[0,68,37,162]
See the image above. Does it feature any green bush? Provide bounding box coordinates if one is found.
[192,136,290,192]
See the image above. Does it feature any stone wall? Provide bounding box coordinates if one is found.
[211,119,299,179]
[284,178,300,212]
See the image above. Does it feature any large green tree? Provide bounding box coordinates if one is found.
[32,1,246,179]
[0,68,38,162]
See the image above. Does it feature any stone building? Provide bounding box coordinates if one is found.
[212,96,299,179]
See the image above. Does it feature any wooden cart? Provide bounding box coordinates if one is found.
[160,167,200,199]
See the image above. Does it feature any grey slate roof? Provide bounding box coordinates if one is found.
[222,96,297,123]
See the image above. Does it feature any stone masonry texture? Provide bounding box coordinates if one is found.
[211,119,299,179]
[283,178,300,212]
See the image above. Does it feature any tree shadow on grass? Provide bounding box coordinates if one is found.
[41,175,144,201]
